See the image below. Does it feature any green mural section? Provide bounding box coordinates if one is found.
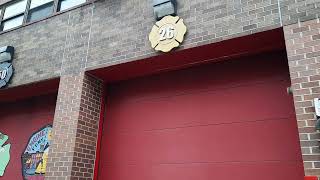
[0,132,10,176]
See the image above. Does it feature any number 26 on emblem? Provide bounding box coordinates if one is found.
[159,26,175,41]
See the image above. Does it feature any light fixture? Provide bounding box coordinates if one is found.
[0,46,14,88]
[314,98,320,131]
[0,46,14,63]
[153,0,177,20]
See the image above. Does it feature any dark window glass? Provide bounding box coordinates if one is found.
[30,0,53,9]
[27,2,54,22]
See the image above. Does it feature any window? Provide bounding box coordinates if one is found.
[27,0,54,22]
[3,0,27,19]
[1,0,27,31]
[0,0,88,32]
[2,16,24,31]
[58,0,86,11]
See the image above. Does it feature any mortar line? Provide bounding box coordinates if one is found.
[84,3,95,70]
[277,0,283,26]
[60,12,71,76]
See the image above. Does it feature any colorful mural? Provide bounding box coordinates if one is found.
[21,125,52,180]
[0,132,10,177]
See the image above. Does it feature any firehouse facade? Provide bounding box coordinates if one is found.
[0,0,319,179]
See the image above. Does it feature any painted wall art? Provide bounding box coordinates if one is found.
[21,125,52,180]
[0,132,10,177]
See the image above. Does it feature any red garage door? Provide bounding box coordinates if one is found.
[98,52,304,180]
[0,94,56,180]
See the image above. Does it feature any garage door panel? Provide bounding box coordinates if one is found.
[99,53,303,180]
[98,164,151,180]
[99,162,304,180]
[0,115,52,143]
[105,80,295,133]
[109,55,289,103]
[103,118,301,164]
[109,76,289,106]
[0,94,56,180]
[109,76,288,105]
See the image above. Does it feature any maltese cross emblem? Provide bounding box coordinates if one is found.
[149,15,187,53]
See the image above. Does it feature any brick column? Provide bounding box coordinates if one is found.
[45,72,103,180]
[284,18,320,177]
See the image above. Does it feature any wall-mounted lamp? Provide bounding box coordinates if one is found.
[287,86,293,94]
[314,98,320,131]
[153,0,177,20]
[0,46,14,88]
[0,46,14,63]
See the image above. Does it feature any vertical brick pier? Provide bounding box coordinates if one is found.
[45,73,103,180]
[284,18,320,178]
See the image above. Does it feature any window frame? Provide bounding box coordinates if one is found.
[0,0,90,32]
[0,0,30,31]
[57,0,86,12]
[27,0,55,22]
[0,0,28,31]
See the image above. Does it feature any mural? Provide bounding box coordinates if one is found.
[21,125,52,180]
[0,132,10,177]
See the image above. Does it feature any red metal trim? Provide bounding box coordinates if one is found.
[0,78,60,103]
[93,85,106,180]
[88,28,286,83]
[305,176,318,180]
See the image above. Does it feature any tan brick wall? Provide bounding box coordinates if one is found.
[46,72,103,180]
[284,18,320,177]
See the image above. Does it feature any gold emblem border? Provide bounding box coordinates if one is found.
[149,15,187,53]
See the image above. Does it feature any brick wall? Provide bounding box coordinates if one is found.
[0,13,68,87]
[0,0,319,179]
[0,0,319,88]
[86,0,283,69]
[280,0,320,26]
[0,0,318,89]
[46,72,103,180]
[284,18,320,177]
[0,0,284,87]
